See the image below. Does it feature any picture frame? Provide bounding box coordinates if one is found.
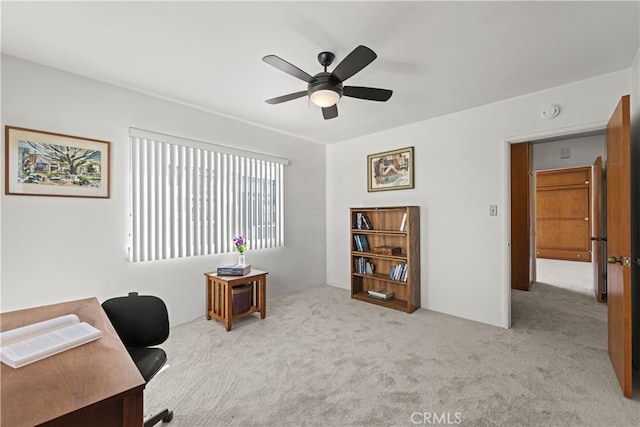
[5,126,110,198]
[367,146,414,192]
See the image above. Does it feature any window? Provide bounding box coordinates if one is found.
[129,128,287,262]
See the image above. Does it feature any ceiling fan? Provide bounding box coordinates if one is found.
[262,45,393,120]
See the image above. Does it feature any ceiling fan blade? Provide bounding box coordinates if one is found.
[265,91,308,105]
[343,86,393,102]
[330,45,377,83]
[263,55,313,83]
[322,104,338,120]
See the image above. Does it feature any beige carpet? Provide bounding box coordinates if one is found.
[536,258,594,296]
[144,283,639,426]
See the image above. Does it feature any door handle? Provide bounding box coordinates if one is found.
[591,236,607,242]
[609,256,637,267]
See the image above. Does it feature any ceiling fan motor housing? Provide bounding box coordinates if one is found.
[308,72,343,99]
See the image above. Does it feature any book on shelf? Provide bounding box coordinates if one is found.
[390,263,408,282]
[360,235,370,251]
[361,214,372,230]
[217,264,252,276]
[367,289,394,300]
[365,261,375,274]
[0,314,103,369]
[356,213,363,229]
[354,257,375,275]
[399,212,407,232]
[353,234,370,252]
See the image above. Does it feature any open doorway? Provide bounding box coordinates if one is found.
[532,133,606,299]
[508,96,633,397]
[510,130,607,300]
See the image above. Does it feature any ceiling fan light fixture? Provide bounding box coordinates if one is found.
[263,45,389,119]
[310,89,341,108]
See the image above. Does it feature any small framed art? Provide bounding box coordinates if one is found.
[367,146,414,192]
[5,126,110,198]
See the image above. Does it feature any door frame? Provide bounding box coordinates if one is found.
[503,121,608,328]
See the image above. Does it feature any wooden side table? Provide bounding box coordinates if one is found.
[204,269,267,331]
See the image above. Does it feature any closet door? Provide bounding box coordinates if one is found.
[536,167,591,262]
[510,142,534,291]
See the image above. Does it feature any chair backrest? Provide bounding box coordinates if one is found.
[102,292,169,348]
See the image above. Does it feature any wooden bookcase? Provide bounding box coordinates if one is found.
[350,206,420,313]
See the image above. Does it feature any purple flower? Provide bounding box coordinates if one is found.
[233,236,246,254]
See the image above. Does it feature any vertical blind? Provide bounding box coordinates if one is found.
[129,128,287,263]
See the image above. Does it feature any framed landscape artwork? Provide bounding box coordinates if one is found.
[367,146,414,192]
[5,126,110,198]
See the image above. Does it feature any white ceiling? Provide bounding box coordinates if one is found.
[2,1,639,144]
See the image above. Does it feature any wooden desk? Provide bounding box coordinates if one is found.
[205,269,267,331]
[0,298,145,427]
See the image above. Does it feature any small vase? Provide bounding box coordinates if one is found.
[238,254,246,265]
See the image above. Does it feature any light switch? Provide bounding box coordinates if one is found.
[489,205,498,216]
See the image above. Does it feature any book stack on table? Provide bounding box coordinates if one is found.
[217,264,252,276]
[367,289,394,301]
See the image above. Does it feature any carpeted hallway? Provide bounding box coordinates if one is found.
[144,283,639,426]
[535,258,594,296]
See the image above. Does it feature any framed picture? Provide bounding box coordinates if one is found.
[367,146,414,192]
[5,126,110,198]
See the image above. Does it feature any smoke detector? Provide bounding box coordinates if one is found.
[542,104,560,119]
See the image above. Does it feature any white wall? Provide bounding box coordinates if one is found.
[326,70,630,328]
[1,55,327,326]
[532,135,605,171]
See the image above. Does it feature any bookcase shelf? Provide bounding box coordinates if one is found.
[352,272,409,285]
[350,206,420,313]
[352,291,409,311]
[351,251,407,262]
[354,230,407,236]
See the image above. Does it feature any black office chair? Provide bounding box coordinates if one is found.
[102,292,174,426]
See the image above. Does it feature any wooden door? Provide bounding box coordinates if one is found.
[591,156,604,302]
[606,95,632,397]
[536,167,592,262]
[511,142,534,290]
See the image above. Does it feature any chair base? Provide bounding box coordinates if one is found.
[144,408,173,427]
